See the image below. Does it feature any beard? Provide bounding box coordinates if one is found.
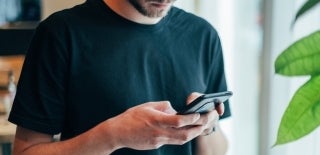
[128,0,176,18]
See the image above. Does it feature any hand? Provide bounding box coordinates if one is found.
[102,101,206,150]
[186,92,225,136]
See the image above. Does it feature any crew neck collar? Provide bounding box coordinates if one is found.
[96,0,171,31]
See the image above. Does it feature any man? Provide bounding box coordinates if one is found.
[9,0,231,154]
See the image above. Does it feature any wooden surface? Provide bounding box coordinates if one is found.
[0,55,24,87]
[0,120,15,155]
[0,55,23,148]
[0,121,15,143]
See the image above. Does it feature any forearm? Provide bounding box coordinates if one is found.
[195,125,228,155]
[13,120,121,155]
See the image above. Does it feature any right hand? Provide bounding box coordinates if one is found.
[101,101,204,150]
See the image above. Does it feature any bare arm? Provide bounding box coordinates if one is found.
[195,124,228,155]
[12,101,204,155]
[13,120,121,155]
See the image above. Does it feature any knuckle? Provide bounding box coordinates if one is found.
[149,137,161,148]
[179,133,192,142]
[149,139,160,148]
[148,131,165,148]
[171,118,184,127]
[163,101,171,106]
[175,120,184,127]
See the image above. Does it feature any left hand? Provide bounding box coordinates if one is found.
[186,92,225,136]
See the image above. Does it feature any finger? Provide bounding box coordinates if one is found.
[186,92,203,104]
[192,111,219,126]
[144,101,201,128]
[201,126,216,136]
[215,102,225,116]
[204,118,220,136]
[200,116,219,136]
[163,125,205,145]
[162,113,200,128]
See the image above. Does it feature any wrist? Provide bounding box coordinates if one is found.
[96,118,124,153]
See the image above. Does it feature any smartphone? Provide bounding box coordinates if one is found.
[177,91,233,115]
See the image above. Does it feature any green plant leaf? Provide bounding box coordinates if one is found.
[294,0,320,23]
[275,31,320,76]
[274,75,320,145]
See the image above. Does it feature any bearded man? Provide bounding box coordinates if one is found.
[9,0,231,155]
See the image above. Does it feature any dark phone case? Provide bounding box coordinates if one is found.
[178,91,233,115]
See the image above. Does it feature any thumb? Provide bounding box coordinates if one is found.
[164,113,201,128]
[153,101,201,128]
[186,92,203,105]
[151,101,177,114]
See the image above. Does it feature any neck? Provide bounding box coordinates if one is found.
[104,0,163,24]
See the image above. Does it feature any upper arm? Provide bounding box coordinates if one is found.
[13,126,54,154]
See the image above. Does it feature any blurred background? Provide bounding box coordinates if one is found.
[0,0,319,155]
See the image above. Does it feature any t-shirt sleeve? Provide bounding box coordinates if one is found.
[8,14,69,135]
[205,29,231,120]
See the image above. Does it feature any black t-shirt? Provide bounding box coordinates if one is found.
[9,1,231,155]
